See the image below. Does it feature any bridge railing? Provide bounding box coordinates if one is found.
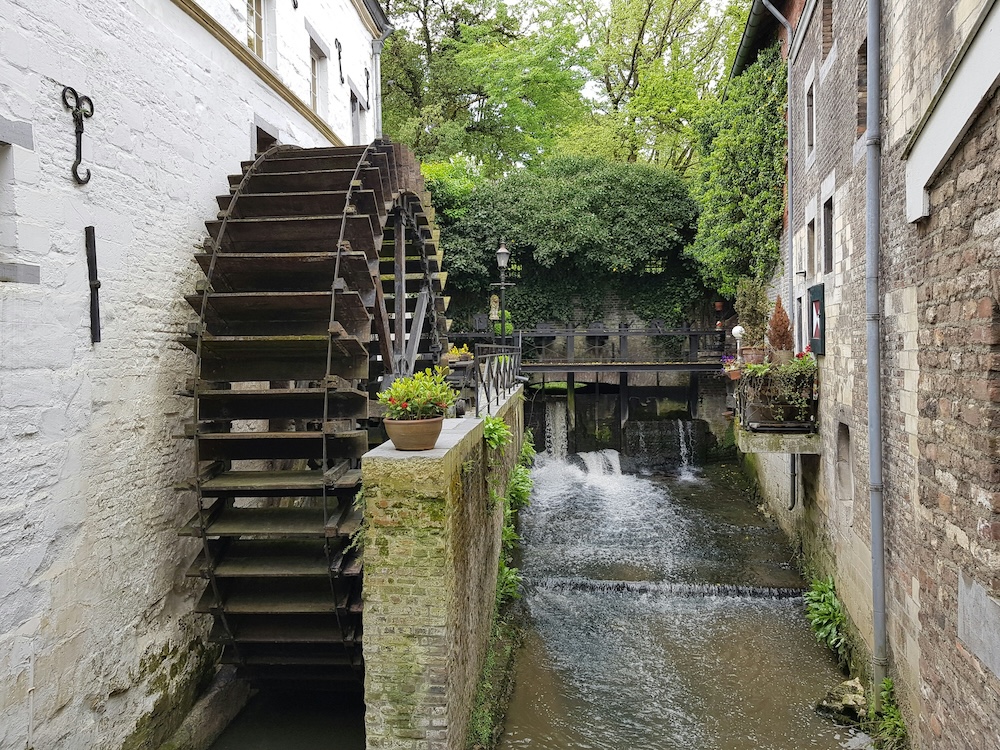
[474,343,522,416]
[452,324,729,367]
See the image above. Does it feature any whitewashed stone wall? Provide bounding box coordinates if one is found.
[0,0,382,747]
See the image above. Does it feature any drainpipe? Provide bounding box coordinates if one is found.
[866,0,888,709]
[371,25,394,139]
[759,0,798,512]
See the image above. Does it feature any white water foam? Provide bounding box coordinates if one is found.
[544,399,568,459]
[676,420,698,482]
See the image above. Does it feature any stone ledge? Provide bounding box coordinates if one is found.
[736,424,823,454]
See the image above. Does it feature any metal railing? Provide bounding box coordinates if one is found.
[474,342,523,416]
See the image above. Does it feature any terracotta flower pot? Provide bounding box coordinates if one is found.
[727,369,742,381]
[770,349,793,365]
[384,416,444,451]
[740,346,766,364]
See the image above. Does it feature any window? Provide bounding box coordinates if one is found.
[310,40,328,114]
[822,0,834,58]
[807,219,816,276]
[806,83,816,157]
[247,0,265,58]
[857,40,867,138]
[351,93,361,145]
[836,423,854,525]
[822,197,834,274]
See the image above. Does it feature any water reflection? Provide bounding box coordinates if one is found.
[501,452,870,750]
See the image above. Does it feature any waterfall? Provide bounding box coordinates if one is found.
[578,449,622,476]
[545,399,568,458]
[676,420,697,481]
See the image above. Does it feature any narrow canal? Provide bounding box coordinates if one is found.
[501,448,870,750]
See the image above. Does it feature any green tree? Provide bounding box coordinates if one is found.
[688,44,787,296]
[382,1,587,173]
[440,155,704,327]
[552,0,748,171]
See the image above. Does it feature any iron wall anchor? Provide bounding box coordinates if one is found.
[62,86,94,184]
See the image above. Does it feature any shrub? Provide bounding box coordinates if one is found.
[767,295,793,351]
[735,277,771,347]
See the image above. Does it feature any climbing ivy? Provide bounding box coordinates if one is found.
[688,44,787,297]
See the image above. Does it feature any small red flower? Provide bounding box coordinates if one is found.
[401,402,408,409]
[805,344,812,352]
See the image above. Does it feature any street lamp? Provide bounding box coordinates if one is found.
[496,240,510,347]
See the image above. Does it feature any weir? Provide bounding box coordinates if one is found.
[501,449,871,749]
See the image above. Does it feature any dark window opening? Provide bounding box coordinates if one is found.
[822,0,834,58]
[806,84,816,155]
[857,39,868,138]
[823,197,834,274]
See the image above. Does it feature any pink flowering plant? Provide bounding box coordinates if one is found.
[378,367,457,420]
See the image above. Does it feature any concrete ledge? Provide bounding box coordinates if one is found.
[0,115,33,150]
[157,666,252,750]
[736,424,823,454]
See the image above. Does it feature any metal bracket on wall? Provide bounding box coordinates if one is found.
[335,39,344,83]
[85,226,101,343]
[61,86,94,184]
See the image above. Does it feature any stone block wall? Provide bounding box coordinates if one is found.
[900,84,1000,749]
[0,0,378,747]
[362,393,524,750]
[747,2,1000,748]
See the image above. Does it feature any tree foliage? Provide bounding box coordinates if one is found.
[438,155,704,326]
[688,44,787,296]
[382,0,587,173]
[550,0,748,171]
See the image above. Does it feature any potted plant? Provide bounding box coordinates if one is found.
[735,277,770,364]
[378,367,457,450]
[737,347,818,430]
[721,354,741,380]
[767,295,794,364]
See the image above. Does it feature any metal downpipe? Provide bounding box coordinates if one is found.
[759,0,798,512]
[866,0,889,708]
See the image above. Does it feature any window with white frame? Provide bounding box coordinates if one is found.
[310,40,328,114]
[247,0,265,59]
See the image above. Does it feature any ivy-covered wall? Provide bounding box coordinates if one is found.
[361,395,524,750]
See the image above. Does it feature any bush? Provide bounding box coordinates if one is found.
[767,295,793,351]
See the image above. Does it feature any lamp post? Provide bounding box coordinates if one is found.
[496,240,510,347]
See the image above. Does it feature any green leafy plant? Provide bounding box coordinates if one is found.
[496,559,522,608]
[739,350,818,422]
[804,576,849,666]
[506,464,533,511]
[867,678,908,749]
[734,276,771,348]
[378,367,456,419]
[483,415,513,450]
[518,427,536,467]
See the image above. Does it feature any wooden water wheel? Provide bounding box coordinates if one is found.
[178,142,447,688]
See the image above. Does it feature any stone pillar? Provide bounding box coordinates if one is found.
[362,392,523,750]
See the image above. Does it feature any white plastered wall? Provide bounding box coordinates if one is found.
[0,0,379,746]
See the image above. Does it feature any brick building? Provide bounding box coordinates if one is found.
[733,1,1000,747]
[0,1,389,747]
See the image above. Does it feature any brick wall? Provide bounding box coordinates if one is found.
[362,394,524,750]
[748,2,1000,748]
[904,85,1000,749]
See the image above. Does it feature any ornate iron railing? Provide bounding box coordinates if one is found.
[736,371,818,433]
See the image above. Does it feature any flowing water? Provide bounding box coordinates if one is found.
[500,452,870,750]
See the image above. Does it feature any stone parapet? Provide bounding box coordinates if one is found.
[362,390,524,750]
